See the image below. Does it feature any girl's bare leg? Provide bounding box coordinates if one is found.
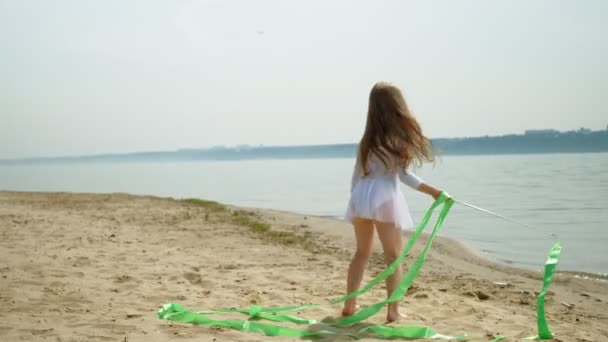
[375,221,404,322]
[342,218,374,316]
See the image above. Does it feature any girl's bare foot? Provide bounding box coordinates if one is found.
[386,303,403,323]
[386,310,400,323]
[341,307,355,316]
[341,300,358,316]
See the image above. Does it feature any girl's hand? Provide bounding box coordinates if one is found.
[432,189,443,200]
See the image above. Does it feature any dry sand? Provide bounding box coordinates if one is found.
[0,191,606,341]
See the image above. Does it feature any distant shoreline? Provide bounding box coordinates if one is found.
[2,129,607,165]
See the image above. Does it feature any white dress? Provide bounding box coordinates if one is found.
[345,149,423,230]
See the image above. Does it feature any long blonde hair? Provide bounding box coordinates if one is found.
[359,81,434,174]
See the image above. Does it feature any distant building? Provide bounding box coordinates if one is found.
[578,127,592,134]
[524,129,559,135]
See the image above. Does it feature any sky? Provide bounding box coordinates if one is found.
[1,0,607,159]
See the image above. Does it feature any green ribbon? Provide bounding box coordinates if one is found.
[331,193,449,304]
[199,305,321,325]
[156,302,465,339]
[156,194,563,341]
[157,194,462,340]
[357,325,466,340]
[331,193,448,304]
[335,198,454,326]
[157,303,341,338]
[525,242,562,340]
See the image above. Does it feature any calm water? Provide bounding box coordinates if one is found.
[1,153,607,274]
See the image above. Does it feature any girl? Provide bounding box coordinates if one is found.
[343,81,444,323]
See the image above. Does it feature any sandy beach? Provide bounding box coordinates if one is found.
[0,191,606,341]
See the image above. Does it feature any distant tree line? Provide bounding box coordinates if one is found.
[2,129,607,165]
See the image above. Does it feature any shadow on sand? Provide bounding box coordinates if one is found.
[300,315,378,341]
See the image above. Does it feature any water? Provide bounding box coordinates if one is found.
[1,153,606,274]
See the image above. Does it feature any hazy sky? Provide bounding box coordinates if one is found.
[1,0,607,158]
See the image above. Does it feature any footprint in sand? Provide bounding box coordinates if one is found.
[114,275,133,283]
[183,272,213,287]
[66,321,91,328]
[85,335,115,341]
[0,326,13,336]
[72,256,92,267]
[93,323,137,335]
[17,328,56,337]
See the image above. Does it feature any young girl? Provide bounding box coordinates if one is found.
[343,81,444,323]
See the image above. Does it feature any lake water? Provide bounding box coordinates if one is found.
[1,153,606,274]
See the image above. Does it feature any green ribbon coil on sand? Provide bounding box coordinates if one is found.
[156,193,563,341]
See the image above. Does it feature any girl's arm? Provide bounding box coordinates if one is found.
[398,170,443,199]
[417,182,443,199]
[350,150,363,192]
